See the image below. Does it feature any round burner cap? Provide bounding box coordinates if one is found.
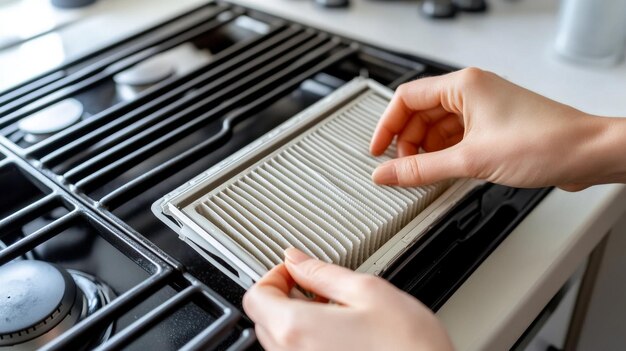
[17,98,84,135]
[0,261,78,345]
[113,56,175,87]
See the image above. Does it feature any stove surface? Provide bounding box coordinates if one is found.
[0,1,549,349]
[0,144,254,350]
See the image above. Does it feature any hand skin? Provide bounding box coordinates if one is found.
[370,67,626,191]
[243,68,626,351]
[243,248,454,351]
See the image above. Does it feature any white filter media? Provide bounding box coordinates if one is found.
[193,90,450,270]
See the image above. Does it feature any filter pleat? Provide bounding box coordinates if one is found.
[281,148,389,254]
[298,136,404,237]
[234,180,334,262]
[192,90,451,270]
[263,161,365,266]
[306,132,416,233]
[277,152,387,252]
[225,186,323,259]
[215,193,285,259]
[198,202,279,269]
[246,172,347,265]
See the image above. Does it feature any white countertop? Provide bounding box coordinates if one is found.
[225,0,626,350]
[2,0,625,349]
[230,0,626,117]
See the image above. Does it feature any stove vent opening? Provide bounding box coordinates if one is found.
[154,79,461,285]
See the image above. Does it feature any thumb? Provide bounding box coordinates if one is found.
[284,248,385,306]
[372,146,467,187]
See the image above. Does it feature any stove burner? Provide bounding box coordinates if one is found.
[0,261,79,348]
[69,269,115,332]
[112,43,211,101]
[112,57,175,88]
[0,261,114,350]
[17,98,84,144]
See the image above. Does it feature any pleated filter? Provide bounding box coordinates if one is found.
[153,78,478,287]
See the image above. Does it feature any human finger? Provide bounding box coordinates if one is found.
[372,145,467,186]
[422,114,464,152]
[396,114,427,158]
[371,104,449,156]
[370,72,464,156]
[284,248,392,306]
[243,264,298,327]
[255,325,285,351]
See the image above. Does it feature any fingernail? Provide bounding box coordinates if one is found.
[369,146,378,156]
[285,248,311,265]
[372,163,398,185]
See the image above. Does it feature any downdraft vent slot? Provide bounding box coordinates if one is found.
[153,79,470,287]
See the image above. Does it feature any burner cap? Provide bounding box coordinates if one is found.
[113,56,175,87]
[0,261,80,346]
[17,98,84,135]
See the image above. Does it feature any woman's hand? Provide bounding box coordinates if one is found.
[243,248,454,351]
[370,67,625,191]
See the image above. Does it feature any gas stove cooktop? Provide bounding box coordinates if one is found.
[0,1,550,350]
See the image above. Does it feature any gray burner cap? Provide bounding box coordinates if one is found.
[0,261,79,346]
[17,98,83,135]
[113,56,175,87]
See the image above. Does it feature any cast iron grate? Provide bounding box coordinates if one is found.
[0,2,434,214]
[0,144,254,350]
[0,1,449,314]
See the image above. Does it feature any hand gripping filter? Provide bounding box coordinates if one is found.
[152,78,482,288]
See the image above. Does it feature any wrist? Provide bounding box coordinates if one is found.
[569,113,626,186]
[595,116,626,184]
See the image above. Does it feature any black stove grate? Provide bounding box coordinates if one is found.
[2,9,435,214]
[56,33,351,203]
[0,144,254,350]
[0,3,230,118]
[0,2,451,307]
[32,24,299,163]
